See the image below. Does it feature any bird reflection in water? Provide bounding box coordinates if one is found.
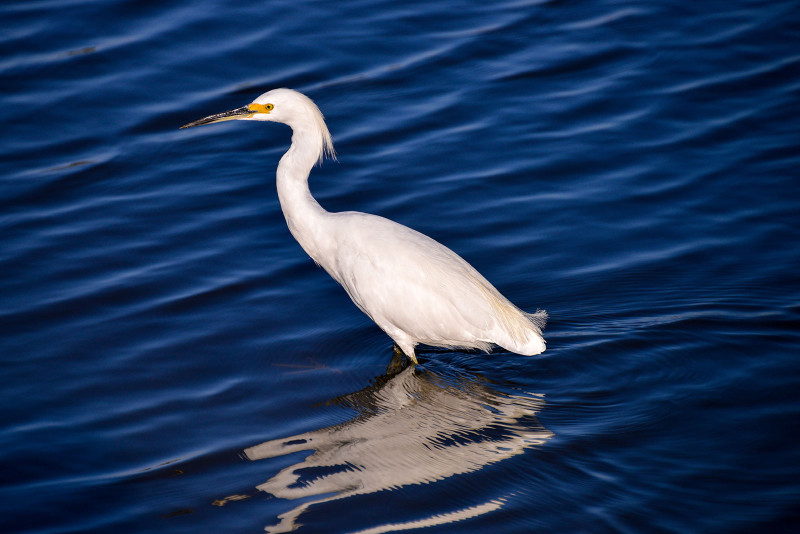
[241,354,553,533]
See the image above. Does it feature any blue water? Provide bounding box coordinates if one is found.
[2,0,799,532]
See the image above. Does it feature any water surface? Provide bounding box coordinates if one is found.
[1,0,799,532]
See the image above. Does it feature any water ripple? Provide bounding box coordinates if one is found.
[2,0,798,532]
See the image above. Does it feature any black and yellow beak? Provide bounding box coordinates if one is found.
[180,103,272,129]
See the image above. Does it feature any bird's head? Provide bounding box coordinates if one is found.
[180,88,335,163]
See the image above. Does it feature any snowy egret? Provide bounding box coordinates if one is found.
[181,88,546,363]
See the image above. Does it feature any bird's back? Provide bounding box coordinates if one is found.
[319,212,546,356]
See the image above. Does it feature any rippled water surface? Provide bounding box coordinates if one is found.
[2,1,799,532]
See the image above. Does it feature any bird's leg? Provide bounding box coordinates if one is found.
[386,346,407,375]
[390,344,418,367]
[395,344,418,365]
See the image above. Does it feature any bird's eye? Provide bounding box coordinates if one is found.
[265,103,274,111]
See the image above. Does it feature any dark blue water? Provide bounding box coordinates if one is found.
[2,1,799,532]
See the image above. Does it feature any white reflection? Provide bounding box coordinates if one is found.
[245,361,552,533]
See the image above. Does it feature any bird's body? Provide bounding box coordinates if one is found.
[182,89,546,362]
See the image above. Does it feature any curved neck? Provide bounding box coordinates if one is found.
[276,125,331,264]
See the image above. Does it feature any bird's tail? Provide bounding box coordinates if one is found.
[468,271,547,355]
[525,309,548,331]
[487,298,547,356]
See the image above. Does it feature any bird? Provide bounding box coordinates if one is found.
[181,88,546,364]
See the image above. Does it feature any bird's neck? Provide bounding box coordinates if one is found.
[276,126,331,265]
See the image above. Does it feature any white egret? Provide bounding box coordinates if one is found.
[181,88,546,363]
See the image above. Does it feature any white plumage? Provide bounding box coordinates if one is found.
[182,88,547,363]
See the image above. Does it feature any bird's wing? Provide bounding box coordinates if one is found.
[328,213,505,346]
